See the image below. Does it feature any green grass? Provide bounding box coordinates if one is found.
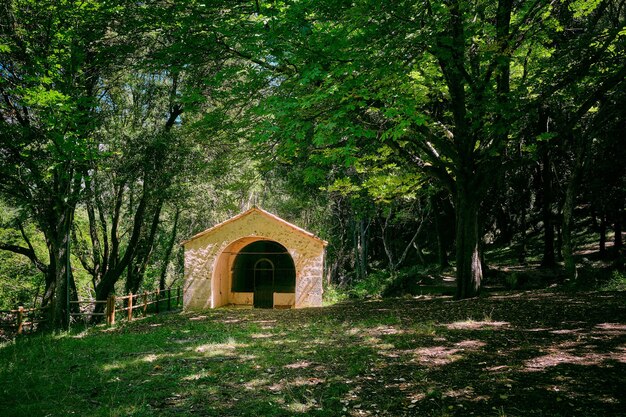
[1,290,625,416]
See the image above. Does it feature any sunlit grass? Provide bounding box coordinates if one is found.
[0,291,624,416]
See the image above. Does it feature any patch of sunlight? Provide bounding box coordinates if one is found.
[413,346,462,366]
[524,351,616,371]
[374,342,396,351]
[594,323,626,335]
[407,392,427,403]
[268,382,285,393]
[284,360,311,369]
[220,318,241,324]
[364,336,383,346]
[238,353,258,362]
[189,315,209,321]
[445,320,510,330]
[141,353,160,363]
[486,365,510,372]
[244,378,269,389]
[103,351,180,371]
[366,325,403,336]
[290,376,324,386]
[194,337,246,357]
[71,329,92,339]
[250,333,274,339]
[444,386,480,400]
[182,369,213,381]
[347,327,362,336]
[523,337,626,371]
[454,340,486,349]
[526,328,550,332]
[103,362,124,372]
[269,339,293,346]
[286,399,318,413]
[550,328,583,335]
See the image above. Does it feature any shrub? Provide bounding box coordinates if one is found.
[323,284,349,305]
[600,270,626,291]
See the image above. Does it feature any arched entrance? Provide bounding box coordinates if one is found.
[230,240,296,308]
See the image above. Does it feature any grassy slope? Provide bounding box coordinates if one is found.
[1,290,625,417]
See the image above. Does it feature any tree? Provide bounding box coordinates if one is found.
[0,0,136,327]
[220,0,626,296]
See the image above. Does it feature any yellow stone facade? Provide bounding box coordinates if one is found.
[182,207,326,310]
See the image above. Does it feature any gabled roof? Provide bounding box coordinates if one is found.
[181,206,328,246]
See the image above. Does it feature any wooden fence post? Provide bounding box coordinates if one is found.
[167,288,171,311]
[127,292,133,321]
[17,306,24,335]
[143,291,148,316]
[107,294,116,325]
[155,288,160,314]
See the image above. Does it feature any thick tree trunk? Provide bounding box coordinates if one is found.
[455,183,482,299]
[49,208,78,329]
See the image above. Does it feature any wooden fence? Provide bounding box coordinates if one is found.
[0,306,49,335]
[0,287,182,335]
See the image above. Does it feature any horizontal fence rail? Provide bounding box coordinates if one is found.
[0,306,49,335]
[0,287,182,336]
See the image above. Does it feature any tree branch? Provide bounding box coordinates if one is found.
[0,240,47,273]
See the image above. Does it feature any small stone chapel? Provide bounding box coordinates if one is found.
[182,207,327,309]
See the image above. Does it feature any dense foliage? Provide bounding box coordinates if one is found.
[1,0,624,327]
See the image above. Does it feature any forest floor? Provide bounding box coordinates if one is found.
[1,289,625,416]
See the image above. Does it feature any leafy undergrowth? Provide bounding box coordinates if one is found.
[1,290,625,416]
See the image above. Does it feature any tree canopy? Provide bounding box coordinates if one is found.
[1,0,625,327]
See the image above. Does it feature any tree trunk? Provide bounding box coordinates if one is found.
[540,144,556,268]
[517,201,528,264]
[126,200,163,294]
[614,215,622,252]
[599,213,607,258]
[49,209,78,329]
[562,183,578,279]
[356,219,368,280]
[556,220,564,261]
[562,135,585,280]
[159,208,180,292]
[455,182,482,299]
[613,199,623,253]
[380,205,396,271]
[433,196,450,269]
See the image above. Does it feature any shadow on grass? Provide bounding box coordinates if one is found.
[0,290,624,416]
